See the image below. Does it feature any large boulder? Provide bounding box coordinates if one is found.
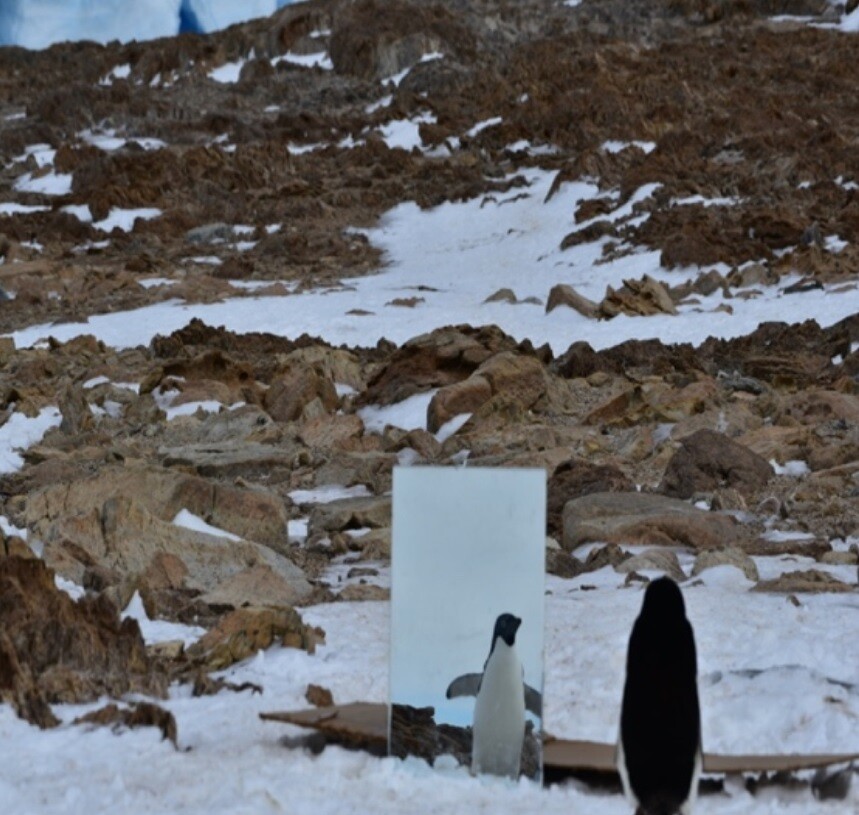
[26,465,289,548]
[39,496,312,607]
[0,556,166,728]
[308,495,392,535]
[659,429,773,499]
[359,325,517,407]
[264,363,338,423]
[562,491,748,552]
[547,459,634,538]
[187,606,320,670]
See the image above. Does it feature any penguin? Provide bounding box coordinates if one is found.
[445,612,541,779]
[618,577,702,815]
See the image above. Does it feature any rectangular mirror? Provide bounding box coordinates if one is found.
[390,466,546,781]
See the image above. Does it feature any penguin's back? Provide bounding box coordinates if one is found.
[619,580,701,814]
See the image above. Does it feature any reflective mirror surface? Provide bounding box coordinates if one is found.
[390,466,545,781]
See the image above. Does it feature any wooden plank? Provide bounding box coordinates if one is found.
[262,703,859,774]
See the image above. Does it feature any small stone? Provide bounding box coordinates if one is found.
[306,684,334,707]
[615,549,686,582]
[545,283,599,318]
[692,547,759,582]
[483,288,517,304]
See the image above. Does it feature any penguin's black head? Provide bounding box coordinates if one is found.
[640,576,686,621]
[493,613,522,647]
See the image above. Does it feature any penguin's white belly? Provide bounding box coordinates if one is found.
[471,643,526,779]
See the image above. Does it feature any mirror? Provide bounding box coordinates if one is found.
[390,466,545,781]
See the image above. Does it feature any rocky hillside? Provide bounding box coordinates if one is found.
[0,0,857,751]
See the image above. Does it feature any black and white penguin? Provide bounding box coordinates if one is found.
[446,613,541,778]
[618,577,702,815]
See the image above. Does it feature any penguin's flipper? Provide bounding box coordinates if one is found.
[446,673,482,699]
[523,684,542,716]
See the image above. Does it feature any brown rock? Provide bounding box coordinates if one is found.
[737,425,812,463]
[187,606,318,670]
[74,702,177,747]
[473,352,546,409]
[159,441,302,478]
[547,459,634,537]
[359,326,516,407]
[200,564,310,610]
[285,347,364,392]
[308,495,391,535]
[265,364,338,423]
[562,491,747,552]
[692,547,760,581]
[546,548,585,578]
[615,549,686,582]
[783,390,859,426]
[551,341,605,379]
[2,535,34,559]
[659,429,773,499]
[306,684,334,707]
[426,375,492,433]
[545,283,599,318]
[644,378,720,421]
[582,543,631,571]
[483,288,518,304]
[584,385,641,425]
[39,495,312,606]
[27,466,288,548]
[58,384,94,435]
[0,557,165,728]
[329,0,473,81]
[753,569,854,594]
[356,527,392,560]
[299,413,365,449]
[337,583,390,601]
[599,275,677,318]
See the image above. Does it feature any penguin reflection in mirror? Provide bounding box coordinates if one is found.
[618,577,702,815]
[446,613,541,779]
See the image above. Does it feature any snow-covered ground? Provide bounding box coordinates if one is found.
[8,169,859,354]
[0,580,856,814]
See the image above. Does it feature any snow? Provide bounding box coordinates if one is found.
[0,581,855,813]
[601,139,656,154]
[137,277,176,289]
[0,202,49,215]
[209,59,245,84]
[272,51,334,70]
[171,508,242,541]
[9,168,859,357]
[99,63,131,85]
[93,207,162,232]
[0,406,62,473]
[62,204,94,222]
[287,517,309,539]
[123,591,205,646]
[465,116,503,138]
[769,459,810,477]
[81,129,167,152]
[357,390,437,434]
[13,171,73,195]
[434,412,472,443]
[288,484,372,505]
